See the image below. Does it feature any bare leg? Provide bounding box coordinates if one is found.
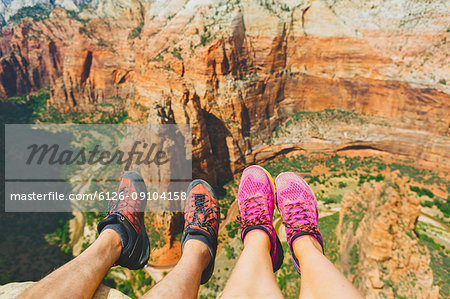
[294,236,362,299]
[142,239,210,299]
[222,230,283,299]
[20,229,121,299]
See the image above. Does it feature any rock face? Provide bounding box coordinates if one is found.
[0,281,130,298]
[337,171,439,299]
[0,8,76,97]
[2,0,448,183]
[1,3,448,297]
[0,0,104,25]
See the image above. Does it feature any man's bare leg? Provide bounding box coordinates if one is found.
[294,236,363,299]
[143,179,220,299]
[142,239,210,299]
[20,229,121,299]
[221,230,283,299]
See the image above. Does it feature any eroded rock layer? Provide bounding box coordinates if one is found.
[337,171,439,298]
[1,0,449,181]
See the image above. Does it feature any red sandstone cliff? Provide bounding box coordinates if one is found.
[0,0,449,182]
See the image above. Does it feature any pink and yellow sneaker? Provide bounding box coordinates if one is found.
[237,165,283,272]
[275,172,324,274]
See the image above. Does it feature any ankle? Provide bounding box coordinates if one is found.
[243,229,271,252]
[183,239,211,269]
[100,228,123,250]
[292,235,323,258]
[94,229,122,262]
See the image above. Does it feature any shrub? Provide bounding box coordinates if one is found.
[410,185,434,198]
[433,198,450,218]
[349,243,359,274]
[420,200,434,208]
[358,173,384,186]
[200,31,212,46]
[171,47,182,60]
[320,194,343,204]
[128,22,144,39]
[9,5,50,23]
[338,181,347,188]
[420,234,441,250]
[225,221,239,238]
[224,244,236,259]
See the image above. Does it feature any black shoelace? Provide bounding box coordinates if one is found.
[188,194,218,228]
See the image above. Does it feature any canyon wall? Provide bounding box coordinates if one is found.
[337,171,440,298]
[0,0,449,183]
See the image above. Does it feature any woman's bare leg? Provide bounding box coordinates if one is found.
[20,229,121,299]
[142,239,210,299]
[222,230,283,299]
[294,236,362,299]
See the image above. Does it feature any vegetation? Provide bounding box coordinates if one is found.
[171,47,182,60]
[9,5,50,23]
[0,89,133,288]
[218,179,239,218]
[104,268,152,299]
[349,243,359,275]
[319,194,343,204]
[1,91,129,124]
[225,220,240,238]
[409,185,434,198]
[358,173,384,186]
[318,214,341,263]
[338,181,347,188]
[418,233,450,297]
[420,200,434,208]
[433,197,450,218]
[200,31,212,46]
[342,206,365,235]
[146,216,167,249]
[128,22,144,39]
[45,219,72,254]
[272,109,370,140]
[224,244,236,259]
[66,10,89,24]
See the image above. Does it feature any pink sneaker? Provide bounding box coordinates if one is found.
[237,165,284,272]
[276,172,324,274]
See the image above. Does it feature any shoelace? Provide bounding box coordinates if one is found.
[187,194,219,229]
[106,186,141,229]
[282,201,316,231]
[237,195,271,228]
[108,187,129,212]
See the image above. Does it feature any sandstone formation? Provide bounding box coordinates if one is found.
[337,171,440,298]
[0,2,448,294]
[1,0,448,185]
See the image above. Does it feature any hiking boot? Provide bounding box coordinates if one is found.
[181,179,220,284]
[237,165,284,272]
[97,171,150,270]
[275,172,324,274]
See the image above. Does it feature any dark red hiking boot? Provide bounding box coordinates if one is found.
[181,179,220,284]
[97,171,150,270]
